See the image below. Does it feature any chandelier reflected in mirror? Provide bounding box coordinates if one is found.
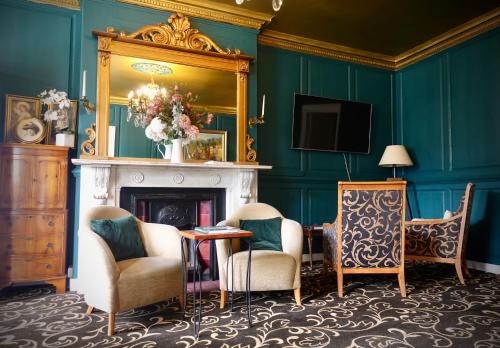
[235,0,283,11]
[127,62,172,127]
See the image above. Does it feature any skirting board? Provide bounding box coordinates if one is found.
[304,253,500,275]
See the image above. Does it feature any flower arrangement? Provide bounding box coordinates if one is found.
[142,85,213,143]
[38,89,72,131]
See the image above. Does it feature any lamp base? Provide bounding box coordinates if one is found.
[386,177,404,181]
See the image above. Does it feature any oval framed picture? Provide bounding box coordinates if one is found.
[14,117,46,144]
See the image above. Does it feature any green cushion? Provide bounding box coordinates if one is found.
[240,217,282,251]
[90,215,146,261]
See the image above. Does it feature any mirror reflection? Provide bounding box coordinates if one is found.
[108,55,237,161]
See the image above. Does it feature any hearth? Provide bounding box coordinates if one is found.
[120,187,225,280]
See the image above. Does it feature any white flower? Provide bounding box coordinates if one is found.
[145,117,168,142]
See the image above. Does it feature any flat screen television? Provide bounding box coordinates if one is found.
[291,93,372,154]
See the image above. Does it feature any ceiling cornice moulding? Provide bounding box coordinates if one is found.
[29,0,80,10]
[259,8,500,71]
[258,30,396,70]
[394,7,500,70]
[117,0,273,30]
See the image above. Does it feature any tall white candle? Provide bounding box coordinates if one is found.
[261,94,265,116]
[82,70,87,97]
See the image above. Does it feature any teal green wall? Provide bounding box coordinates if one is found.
[395,28,500,265]
[0,0,81,141]
[257,45,394,231]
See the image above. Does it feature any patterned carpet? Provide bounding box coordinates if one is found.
[1,263,499,348]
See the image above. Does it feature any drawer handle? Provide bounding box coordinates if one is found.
[47,242,54,248]
[6,244,12,249]
[6,265,11,271]
[25,237,33,241]
[46,264,53,270]
[48,220,55,227]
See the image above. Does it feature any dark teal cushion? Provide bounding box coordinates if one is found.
[90,215,146,261]
[240,217,282,251]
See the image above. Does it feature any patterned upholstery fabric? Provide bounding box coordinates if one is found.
[405,183,475,259]
[341,190,403,268]
[405,218,461,258]
[322,221,337,266]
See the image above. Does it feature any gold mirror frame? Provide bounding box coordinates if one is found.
[90,13,253,162]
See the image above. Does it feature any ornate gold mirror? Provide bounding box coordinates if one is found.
[89,13,253,162]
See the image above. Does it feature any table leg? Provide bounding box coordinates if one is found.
[230,240,235,312]
[192,240,204,338]
[246,239,252,327]
[181,236,187,315]
[308,233,313,268]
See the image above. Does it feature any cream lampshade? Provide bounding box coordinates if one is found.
[379,145,413,178]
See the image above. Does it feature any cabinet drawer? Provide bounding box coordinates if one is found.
[34,213,66,234]
[0,214,31,235]
[0,233,63,255]
[7,256,64,280]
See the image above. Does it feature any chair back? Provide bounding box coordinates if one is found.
[338,181,406,268]
[457,183,475,259]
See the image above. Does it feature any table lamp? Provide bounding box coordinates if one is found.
[378,145,413,179]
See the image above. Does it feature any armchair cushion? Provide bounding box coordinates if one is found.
[240,217,282,251]
[90,216,146,261]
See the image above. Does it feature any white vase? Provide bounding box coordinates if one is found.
[55,133,74,147]
[157,143,172,159]
[170,138,184,163]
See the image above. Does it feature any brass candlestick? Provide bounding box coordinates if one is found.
[79,96,95,114]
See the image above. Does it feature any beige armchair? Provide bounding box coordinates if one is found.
[215,203,303,307]
[79,206,183,335]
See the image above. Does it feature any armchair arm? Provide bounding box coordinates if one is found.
[405,215,462,258]
[78,229,120,312]
[281,218,303,288]
[138,221,183,260]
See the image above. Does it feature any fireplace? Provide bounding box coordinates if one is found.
[120,187,225,280]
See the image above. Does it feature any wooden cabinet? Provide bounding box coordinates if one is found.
[0,144,69,293]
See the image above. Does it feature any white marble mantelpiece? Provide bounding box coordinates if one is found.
[70,158,271,291]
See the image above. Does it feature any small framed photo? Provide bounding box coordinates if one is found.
[184,129,227,161]
[45,100,78,147]
[4,95,44,144]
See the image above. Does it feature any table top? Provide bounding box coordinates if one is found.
[302,225,324,236]
[180,229,253,240]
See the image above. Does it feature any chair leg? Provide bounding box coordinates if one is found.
[178,292,185,310]
[107,313,115,336]
[398,272,407,297]
[462,259,471,278]
[85,305,94,315]
[322,261,329,275]
[455,262,465,285]
[337,271,344,298]
[220,289,227,309]
[293,288,301,306]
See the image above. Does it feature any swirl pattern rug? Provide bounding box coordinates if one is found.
[1,263,499,347]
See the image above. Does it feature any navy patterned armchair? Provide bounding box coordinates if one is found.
[405,183,474,284]
[323,181,407,297]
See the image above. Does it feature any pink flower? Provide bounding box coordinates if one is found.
[207,113,214,124]
[179,114,191,129]
[185,125,199,140]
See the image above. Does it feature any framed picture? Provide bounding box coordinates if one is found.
[184,129,227,161]
[45,100,78,147]
[4,95,44,144]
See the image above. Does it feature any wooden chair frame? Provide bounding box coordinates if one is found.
[325,181,407,298]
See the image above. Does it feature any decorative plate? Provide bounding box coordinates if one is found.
[14,117,46,144]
